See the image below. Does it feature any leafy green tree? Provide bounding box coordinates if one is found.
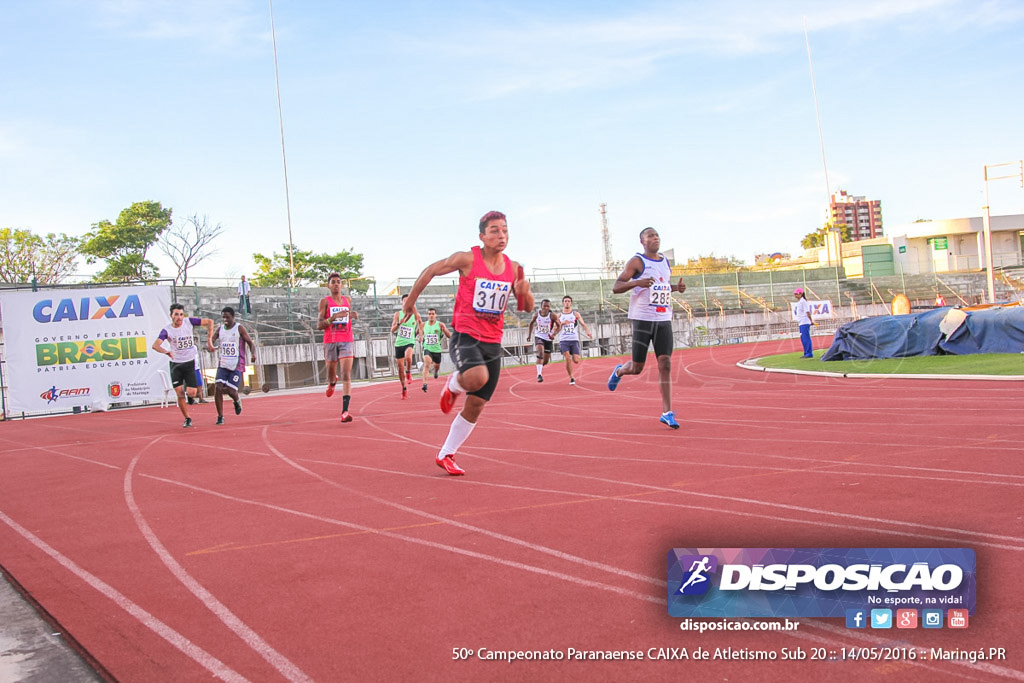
[0,228,80,284]
[252,244,367,292]
[81,201,172,281]
[801,222,852,249]
[800,231,824,249]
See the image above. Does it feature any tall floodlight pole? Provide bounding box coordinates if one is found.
[269,0,296,290]
[804,18,836,267]
[600,203,613,275]
[982,160,1024,303]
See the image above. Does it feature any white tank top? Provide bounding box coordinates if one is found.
[218,324,241,370]
[558,312,579,341]
[164,319,198,363]
[627,253,673,322]
[534,312,554,341]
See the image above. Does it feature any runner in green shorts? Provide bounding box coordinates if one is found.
[391,293,421,399]
[419,307,452,392]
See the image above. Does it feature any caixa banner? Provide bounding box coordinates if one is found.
[0,285,172,412]
[667,548,975,618]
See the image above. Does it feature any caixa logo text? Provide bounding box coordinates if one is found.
[33,295,144,323]
[718,562,963,592]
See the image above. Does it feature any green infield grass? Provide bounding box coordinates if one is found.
[753,351,1024,375]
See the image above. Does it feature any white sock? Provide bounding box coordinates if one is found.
[438,413,476,458]
[447,372,464,394]
[536,363,544,376]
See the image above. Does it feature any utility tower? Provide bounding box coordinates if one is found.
[600,203,614,275]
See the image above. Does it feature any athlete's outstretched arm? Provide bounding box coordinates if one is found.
[510,260,534,312]
[151,335,170,357]
[611,256,648,294]
[240,326,257,360]
[201,318,216,351]
[402,251,473,322]
[317,298,332,330]
[577,311,594,338]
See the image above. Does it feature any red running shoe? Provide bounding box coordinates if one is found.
[435,454,465,476]
[325,383,336,398]
[402,387,408,400]
[340,411,353,423]
[439,384,460,414]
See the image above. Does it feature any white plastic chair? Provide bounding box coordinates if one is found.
[157,370,173,408]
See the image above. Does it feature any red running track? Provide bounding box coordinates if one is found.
[1,339,1022,682]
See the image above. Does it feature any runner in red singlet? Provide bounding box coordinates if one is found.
[318,273,359,422]
[401,210,534,475]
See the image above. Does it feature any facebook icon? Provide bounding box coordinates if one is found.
[846,609,867,629]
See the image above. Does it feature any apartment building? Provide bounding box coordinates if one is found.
[830,190,883,241]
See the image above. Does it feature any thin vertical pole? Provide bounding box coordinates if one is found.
[0,353,8,420]
[805,17,831,207]
[983,166,995,303]
[269,0,296,290]
[310,329,319,385]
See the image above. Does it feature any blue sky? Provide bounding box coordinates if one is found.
[3,0,1023,288]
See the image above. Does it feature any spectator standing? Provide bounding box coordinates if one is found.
[238,275,252,315]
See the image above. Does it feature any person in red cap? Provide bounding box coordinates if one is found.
[792,288,814,358]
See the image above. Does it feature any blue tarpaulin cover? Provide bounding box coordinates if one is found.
[821,306,1024,360]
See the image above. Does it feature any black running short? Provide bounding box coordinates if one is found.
[631,319,674,363]
[449,331,502,402]
[169,360,198,389]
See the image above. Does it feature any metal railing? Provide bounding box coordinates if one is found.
[1,270,1010,418]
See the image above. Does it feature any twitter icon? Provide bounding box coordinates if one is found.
[870,609,893,629]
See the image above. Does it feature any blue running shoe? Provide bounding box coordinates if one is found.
[660,411,680,429]
[607,364,623,391]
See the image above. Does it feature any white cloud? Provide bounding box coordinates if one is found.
[91,0,267,51]
[399,0,1000,99]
